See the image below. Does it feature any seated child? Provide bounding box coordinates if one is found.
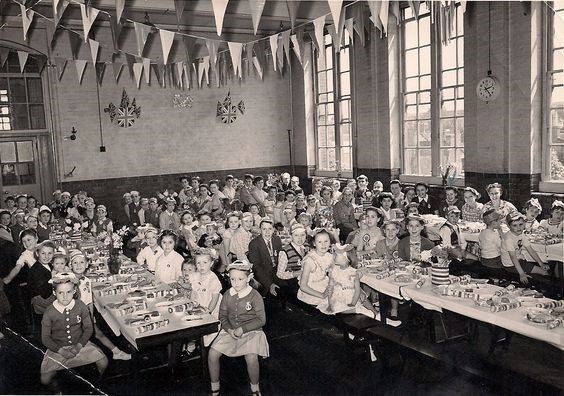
[501,213,550,284]
[539,200,564,235]
[177,260,196,297]
[281,207,297,230]
[523,198,542,231]
[263,186,278,218]
[249,204,262,228]
[154,230,184,284]
[352,206,383,255]
[136,227,163,272]
[40,272,108,394]
[478,209,504,273]
[197,222,224,249]
[297,229,334,306]
[208,260,268,396]
[194,212,212,242]
[439,206,478,261]
[375,220,401,260]
[318,244,378,318]
[69,250,131,361]
[272,192,286,226]
[461,187,483,222]
[398,214,434,261]
[51,251,70,277]
[377,192,399,221]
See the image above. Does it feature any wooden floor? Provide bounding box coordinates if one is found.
[0,301,562,395]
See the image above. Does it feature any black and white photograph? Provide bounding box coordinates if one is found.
[0,0,562,395]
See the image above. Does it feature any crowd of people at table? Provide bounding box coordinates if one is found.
[0,171,563,395]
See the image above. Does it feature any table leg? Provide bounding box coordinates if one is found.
[168,339,183,368]
[200,336,209,381]
[378,292,390,325]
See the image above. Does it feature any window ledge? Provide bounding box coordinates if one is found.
[399,175,466,188]
[539,181,564,194]
[314,170,354,179]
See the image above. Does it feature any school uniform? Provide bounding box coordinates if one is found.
[412,195,439,215]
[248,234,282,295]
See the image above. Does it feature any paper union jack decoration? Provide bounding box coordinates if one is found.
[216,92,245,124]
[104,89,141,128]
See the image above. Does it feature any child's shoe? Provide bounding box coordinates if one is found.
[112,347,132,360]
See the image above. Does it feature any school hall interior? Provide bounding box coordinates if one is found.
[0,1,563,395]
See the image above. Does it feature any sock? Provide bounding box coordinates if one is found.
[112,346,120,353]
[250,383,260,393]
[211,382,220,392]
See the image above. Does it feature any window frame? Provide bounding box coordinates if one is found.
[313,31,355,179]
[540,3,564,192]
[398,3,465,184]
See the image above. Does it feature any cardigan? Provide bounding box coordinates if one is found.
[29,261,53,299]
[219,286,266,333]
[397,237,435,261]
[41,299,93,352]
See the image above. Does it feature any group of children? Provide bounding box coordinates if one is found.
[1,173,564,394]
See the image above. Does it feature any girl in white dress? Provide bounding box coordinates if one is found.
[297,230,334,306]
[154,230,183,284]
[318,244,378,318]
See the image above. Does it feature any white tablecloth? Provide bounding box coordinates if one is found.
[401,281,564,351]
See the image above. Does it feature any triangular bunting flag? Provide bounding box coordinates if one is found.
[174,0,185,30]
[55,57,67,80]
[133,22,151,56]
[211,0,229,36]
[206,39,220,69]
[269,34,279,71]
[281,30,291,65]
[286,1,300,32]
[95,62,106,84]
[367,1,383,33]
[327,1,343,32]
[276,35,284,74]
[159,64,167,87]
[183,63,190,89]
[143,58,151,84]
[75,59,88,84]
[328,6,346,49]
[17,51,29,73]
[352,3,366,46]
[390,1,400,25]
[115,0,125,22]
[183,36,197,65]
[109,14,122,53]
[290,32,303,66]
[379,0,390,34]
[253,40,265,79]
[313,16,325,66]
[253,56,263,79]
[159,29,175,65]
[460,1,467,13]
[176,62,184,88]
[228,42,243,79]
[112,61,123,83]
[53,0,69,27]
[408,0,421,19]
[0,48,9,69]
[20,4,35,41]
[125,53,136,80]
[133,62,143,88]
[89,38,99,64]
[151,64,160,87]
[345,18,354,45]
[80,4,100,42]
[248,0,266,35]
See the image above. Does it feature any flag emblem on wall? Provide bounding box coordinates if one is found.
[104,89,141,128]
[216,92,245,124]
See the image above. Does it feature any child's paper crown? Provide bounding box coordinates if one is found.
[226,260,253,272]
[194,247,218,260]
[49,272,78,285]
[68,249,86,263]
[334,243,354,253]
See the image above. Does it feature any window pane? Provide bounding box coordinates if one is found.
[340,123,351,146]
[340,72,350,96]
[550,146,564,180]
[340,100,350,121]
[405,77,418,92]
[442,69,457,86]
[405,21,418,49]
[404,149,418,175]
[440,148,456,167]
[9,78,26,102]
[27,78,43,103]
[419,17,430,46]
[419,91,431,103]
[419,149,432,175]
[405,105,417,121]
[318,127,327,147]
[327,125,336,147]
[420,46,430,75]
[442,88,455,100]
[442,100,455,114]
[419,104,431,118]
[1,164,18,185]
[17,141,33,162]
[405,50,419,77]
[327,148,336,171]
[341,146,352,171]
[440,118,455,147]
[420,75,431,90]
[442,42,457,70]
[318,149,328,170]
[11,104,29,130]
[339,49,350,71]
[552,85,564,104]
[456,118,465,146]
[29,104,46,129]
[456,148,465,175]
[0,142,16,162]
[404,121,418,147]
[326,47,333,69]
[17,162,35,184]
[318,71,327,93]
[405,93,417,104]
[456,99,464,116]
[418,120,431,147]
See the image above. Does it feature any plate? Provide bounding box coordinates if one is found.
[155,301,174,308]
[183,314,203,321]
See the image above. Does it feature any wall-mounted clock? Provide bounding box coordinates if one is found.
[476,75,500,102]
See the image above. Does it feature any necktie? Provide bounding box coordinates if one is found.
[267,240,272,256]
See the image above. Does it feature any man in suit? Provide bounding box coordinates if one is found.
[248,218,283,298]
[278,172,291,193]
[128,190,142,225]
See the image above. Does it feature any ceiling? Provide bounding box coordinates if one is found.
[1,0,356,42]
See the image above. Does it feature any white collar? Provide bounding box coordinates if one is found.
[53,299,75,314]
[418,195,429,202]
[229,285,253,298]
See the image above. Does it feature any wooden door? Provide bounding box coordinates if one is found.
[0,137,42,202]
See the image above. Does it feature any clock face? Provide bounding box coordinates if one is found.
[476,76,500,102]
